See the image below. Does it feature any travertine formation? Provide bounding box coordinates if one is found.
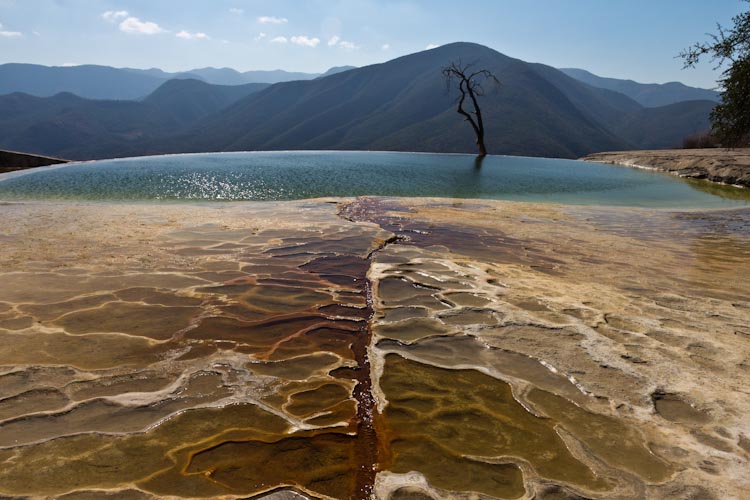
[0,198,748,499]
[582,148,750,188]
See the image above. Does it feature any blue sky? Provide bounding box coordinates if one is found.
[0,0,745,88]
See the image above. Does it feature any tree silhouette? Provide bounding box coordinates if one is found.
[442,61,500,156]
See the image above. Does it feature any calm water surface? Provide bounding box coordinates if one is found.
[0,151,748,208]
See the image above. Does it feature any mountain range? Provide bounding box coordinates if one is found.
[0,80,267,159]
[0,63,327,100]
[0,43,716,160]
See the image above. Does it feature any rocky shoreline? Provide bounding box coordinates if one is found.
[581,148,750,188]
[0,149,69,173]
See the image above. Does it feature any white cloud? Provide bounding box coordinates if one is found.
[338,40,358,50]
[381,43,390,50]
[270,36,287,44]
[0,21,21,37]
[102,10,128,22]
[229,8,243,15]
[290,35,320,47]
[102,11,164,36]
[257,16,288,24]
[255,32,267,41]
[327,36,358,50]
[61,63,79,67]
[176,30,210,40]
[119,16,165,35]
[425,43,440,50]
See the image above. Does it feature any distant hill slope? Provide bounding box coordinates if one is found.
[559,68,720,107]
[316,66,357,78]
[612,100,715,149]
[142,79,268,123]
[0,79,267,159]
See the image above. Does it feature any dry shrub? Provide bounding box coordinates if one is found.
[682,131,720,149]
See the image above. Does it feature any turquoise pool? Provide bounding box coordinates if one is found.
[0,151,747,208]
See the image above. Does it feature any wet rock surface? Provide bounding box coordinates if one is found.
[0,198,748,499]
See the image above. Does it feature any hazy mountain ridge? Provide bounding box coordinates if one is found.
[0,63,171,100]
[559,67,720,107]
[183,67,323,85]
[0,63,323,99]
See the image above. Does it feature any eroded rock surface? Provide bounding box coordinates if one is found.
[0,198,748,499]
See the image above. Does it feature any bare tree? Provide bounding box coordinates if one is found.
[442,61,499,156]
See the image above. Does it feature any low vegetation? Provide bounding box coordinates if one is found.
[682,131,719,149]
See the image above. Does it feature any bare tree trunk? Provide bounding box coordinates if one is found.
[466,79,487,156]
[476,134,487,156]
[442,62,498,157]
